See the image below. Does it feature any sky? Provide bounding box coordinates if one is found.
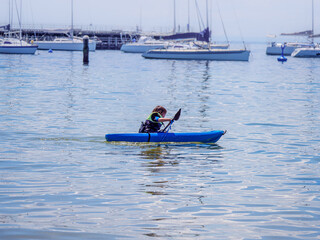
[0,0,315,40]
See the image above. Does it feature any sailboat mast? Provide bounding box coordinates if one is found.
[8,0,10,29]
[19,0,22,40]
[173,0,176,33]
[312,0,314,44]
[206,0,209,29]
[139,1,142,32]
[8,0,11,37]
[71,0,74,38]
[187,0,190,32]
[206,0,210,44]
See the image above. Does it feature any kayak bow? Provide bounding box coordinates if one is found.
[105,130,226,143]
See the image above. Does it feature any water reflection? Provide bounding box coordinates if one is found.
[0,55,30,136]
[303,61,320,156]
[166,60,211,119]
[137,143,225,238]
[63,53,76,124]
[139,145,179,196]
[199,61,210,119]
[164,60,213,130]
[139,145,179,171]
[138,144,224,197]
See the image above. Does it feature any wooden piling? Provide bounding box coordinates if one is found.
[83,35,89,64]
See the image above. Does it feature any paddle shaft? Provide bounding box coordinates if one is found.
[162,108,181,133]
[162,120,174,133]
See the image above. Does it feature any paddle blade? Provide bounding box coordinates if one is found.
[173,108,182,121]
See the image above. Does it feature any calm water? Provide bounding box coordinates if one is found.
[0,44,319,239]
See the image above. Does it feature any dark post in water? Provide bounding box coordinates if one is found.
[83,35,89,64]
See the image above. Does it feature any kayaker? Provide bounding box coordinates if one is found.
[139,106,172,133]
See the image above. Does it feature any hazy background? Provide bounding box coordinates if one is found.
[0,0,315,41]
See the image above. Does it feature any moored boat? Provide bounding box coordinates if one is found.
[105,130,226,143]
[266,42,314,55]
[0,1,37,55]
[120,36,167,53]
[142,48,250,61]
[141,0,249,62]
[291,46,320,57]
[0,37,38,54]
[35,36,96,51]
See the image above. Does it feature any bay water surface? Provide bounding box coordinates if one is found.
[0,43,320,239]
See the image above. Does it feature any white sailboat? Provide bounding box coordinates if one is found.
[142,47,250,61]
[34,0,96,51]
[142,0,250,61]
[0,35,37,54]
[266,0,315,56]
[120,37,227,54]
[121,0,228,54]
[0,0,37,54]
[291,0,320,58]
[120,0,194,53]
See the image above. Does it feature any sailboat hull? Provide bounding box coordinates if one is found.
[0,45,38,54]
[142,49,250,61]
[291,48,320,58]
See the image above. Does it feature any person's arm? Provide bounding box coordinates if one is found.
[155,116,171,122]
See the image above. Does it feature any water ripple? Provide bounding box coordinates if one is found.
[0,45,319,239]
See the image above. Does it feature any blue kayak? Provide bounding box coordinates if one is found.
[105,130,225,143]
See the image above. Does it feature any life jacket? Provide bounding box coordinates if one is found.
[139,112,164,133]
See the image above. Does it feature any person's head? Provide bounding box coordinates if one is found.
[152,105,167,117]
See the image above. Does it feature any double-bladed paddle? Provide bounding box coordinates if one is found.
[162,108,181,133]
